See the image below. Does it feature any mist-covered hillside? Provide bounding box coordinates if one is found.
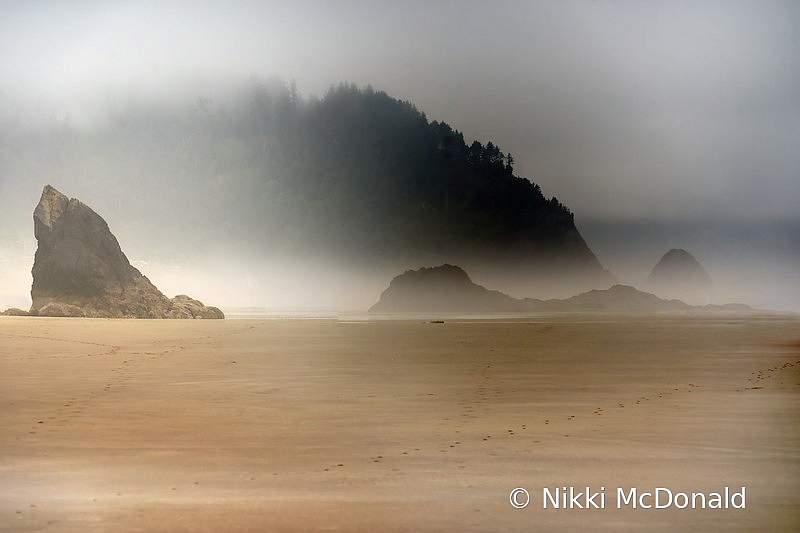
[1,80,611,293]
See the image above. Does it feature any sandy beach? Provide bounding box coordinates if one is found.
[1,315,798,531]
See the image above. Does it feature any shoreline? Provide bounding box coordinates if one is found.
[1,315,798,531]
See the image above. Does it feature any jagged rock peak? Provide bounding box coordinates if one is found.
[34,184,69,231]
[29,184,223,319]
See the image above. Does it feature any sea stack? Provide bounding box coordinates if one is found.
[369,264,528,313]
[29,185,223,318]
[645,248,712,296]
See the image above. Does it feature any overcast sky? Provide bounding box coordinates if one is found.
[1,0,798,220]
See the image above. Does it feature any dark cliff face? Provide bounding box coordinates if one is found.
[269,86,614,290]
[30,185,223,319]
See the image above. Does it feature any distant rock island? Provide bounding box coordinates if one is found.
[26,185,223,318]
[646,249,712,294]
[369,264,530,313]
[370,264,749,314]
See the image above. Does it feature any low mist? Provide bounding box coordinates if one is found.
[1,2,798,314]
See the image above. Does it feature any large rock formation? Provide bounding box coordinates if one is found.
[370,264,750,314]
[29,185,223,318]
[370,264,529,313]
[646,249,712,294]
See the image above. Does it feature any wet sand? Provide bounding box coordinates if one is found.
[1,315,798,531]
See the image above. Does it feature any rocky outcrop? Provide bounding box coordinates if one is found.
[167,295,225,319]
[29,185,223,319]
[1,307,30,316]
[370,264,750,314]
[646,249,712,294]
[370,264,529,313]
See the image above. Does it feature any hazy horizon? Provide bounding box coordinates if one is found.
[1,1,798,312]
